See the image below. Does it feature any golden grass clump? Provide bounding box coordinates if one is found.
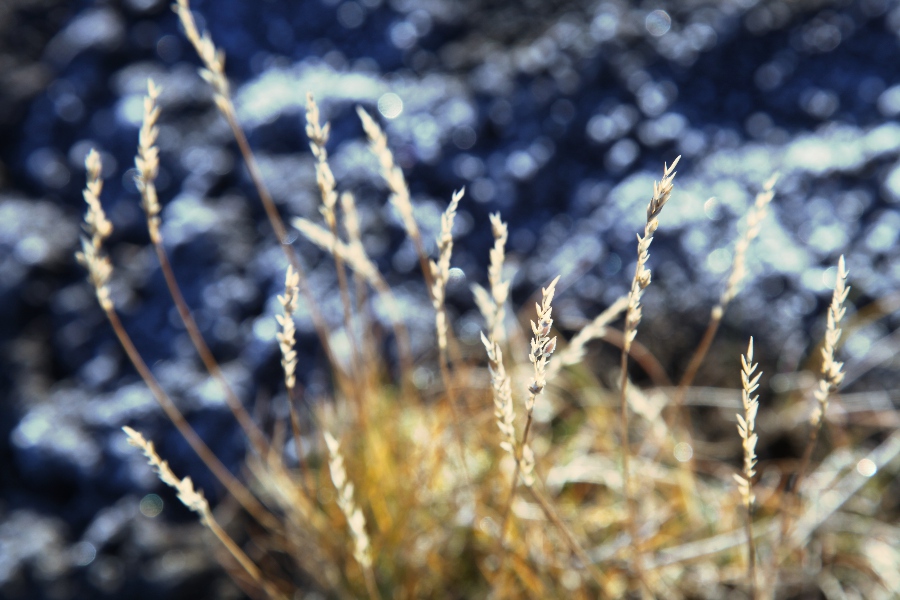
[71,2,900,598]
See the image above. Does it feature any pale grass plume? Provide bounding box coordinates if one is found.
[718,173,779,314]
[172,0,230,110]
[123,426,210,518]
[173,0,340,372]
[135,79,162,244]
[356,106,420,244]
[75,149,113,312]
[735,338,760,598]
[520,275,561,486]
[472,213,510,343]
[481,332,516,458]
[811,255,850,427]
[675,172,777,425]
[276,266,300,392]
[123,426,284,598]
[292,217,411,364]
[131,76,272,461]
[323,432,372,570]
[734,337,760,508]
[618,155,679,587]
[528,275,561,402]
[430,188,464,351]
[305,95,366,391]
[340,191,362,249]
[305,93,338,225]
[291,217,401,332]
[623,155,680,353]
[293,218,380,287]
[76,147,277,535]
[292,215,413,377]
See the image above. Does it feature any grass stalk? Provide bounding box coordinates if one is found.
[323,432,382,600]
[134,79,271,459]
[123,427,287,600]
[672,174,777,439]
[494,276,560,586]
[776,255,849,562]
[430,188,471,484]
[172,0,339,377]
[305,93,366,401]
[76,149,278,532]
[291,217,414,380]
[735,338,761,599]
[618,156,680,588]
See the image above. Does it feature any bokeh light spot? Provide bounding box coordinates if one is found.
[378,92,403,119]
[674,442,693,463]
[646,10,672,37]
[857,458,877,477]
[140,493,164,517]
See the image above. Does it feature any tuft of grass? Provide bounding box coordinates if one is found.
[70,2,900,598]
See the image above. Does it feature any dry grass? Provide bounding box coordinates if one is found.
[69,2,900,599]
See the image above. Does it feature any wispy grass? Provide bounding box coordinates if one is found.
[68,2,899,598]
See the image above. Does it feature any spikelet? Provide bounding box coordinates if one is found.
[718,173,778,314]
[135,79,163,244]
[810,255,850,427]
[734,338,761,508]
[276,266,300,392]
[623,156,680,352]
[123,426,210,518]
[527,275,561,402]
[172,0,230,111]
[305,93,339,228]
[324,432,372,569]
[472,213,510,343]
[292,218,381,288]
[520,275,561,486]
[75,149,114,312]
[430,188,464,351]
[356,106,420,243]
[481,333,516,458]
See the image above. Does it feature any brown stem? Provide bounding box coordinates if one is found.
[665,310,722,532]
[776,419,823,551]
[331,240,366,411]
[672,308,723,440]
[494,405,536,596]
[499,408,534,543]
[366,276,414,387]
[618,349,642,591]
[599,329,672,388]
[220,106,339,374]
[203,510,288,600]
[286,386,314,498]
[105,308,278,531]
[745,502,757,600]
[527,486,608,595]
[153,243,270,458]
[362,565,382,600]
[437,344,471,486]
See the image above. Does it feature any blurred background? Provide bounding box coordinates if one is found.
[2,0,900,597]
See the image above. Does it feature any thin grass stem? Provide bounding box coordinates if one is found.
[173,0,339,380]
[618,156,680,590]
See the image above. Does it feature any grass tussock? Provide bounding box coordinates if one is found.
[72,2,900,599]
